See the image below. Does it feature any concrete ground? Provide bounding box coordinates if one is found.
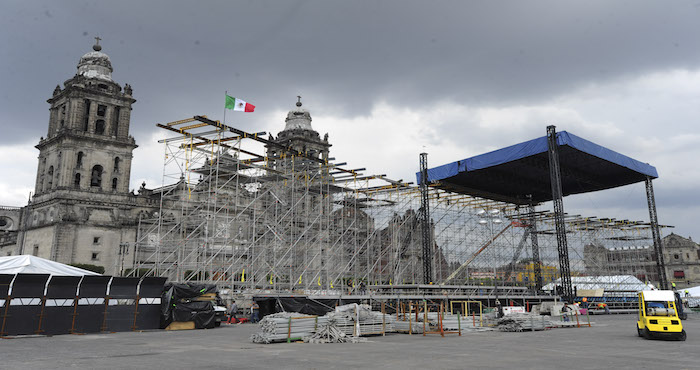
[1,314,699,369]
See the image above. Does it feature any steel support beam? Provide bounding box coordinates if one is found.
[419,152,432,284]
[645,177,668,289]
[546,125,573,302]
[528,203,543,291]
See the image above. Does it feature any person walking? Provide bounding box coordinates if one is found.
[250,301,260,323]
[228,301,238,323]
[496,299,504,318]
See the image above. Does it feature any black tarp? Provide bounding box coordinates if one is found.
[134,277,167,330]
[163,282,216,301]
[41,276,80,335]
[172,301,216,329]
[0,274,13,335]
[0,274,11,297]
[274,297,335,316]
[161,282,217,329]
[255,297,361,317]
[3,273,50,336]
[104,277,139,332]
[73,275,110,334]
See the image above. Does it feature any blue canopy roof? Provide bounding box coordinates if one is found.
[417,131,658,204]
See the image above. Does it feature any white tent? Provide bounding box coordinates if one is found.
[543,275,655,295]
[681,285,700,297]
[0,255,100,276]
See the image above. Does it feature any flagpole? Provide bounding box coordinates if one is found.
[223,90,227,125]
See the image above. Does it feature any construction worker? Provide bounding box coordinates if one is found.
[598,302,610,314]
[228,301,238,323]
[672,282,677,291]
[250,301,260,323]
[685,290,690,297]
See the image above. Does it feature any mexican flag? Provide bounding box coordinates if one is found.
[225,95,255,112]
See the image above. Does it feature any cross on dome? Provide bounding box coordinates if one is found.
[93,36,102,51]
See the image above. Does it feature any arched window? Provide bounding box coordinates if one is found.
[47,166,54,188]
[95,119,105,135]
[112,177,118,190]
[74,173,81,188]
[77,152,84,168]
[114,157,120,172]
[90,165,103,187]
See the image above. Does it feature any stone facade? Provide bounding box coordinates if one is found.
[583,233,700,288]
[0,206,23,252]
[663,233,700,287]
[0,41,160,274]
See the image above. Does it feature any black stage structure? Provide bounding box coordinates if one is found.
[418,126,666,301]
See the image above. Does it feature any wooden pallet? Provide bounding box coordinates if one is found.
[165,321,195,331]
[193,293,216,302]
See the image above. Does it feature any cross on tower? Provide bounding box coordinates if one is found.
[296,95,302,107]
[94,36,101,45]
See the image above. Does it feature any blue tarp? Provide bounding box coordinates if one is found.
[417,131,658,203]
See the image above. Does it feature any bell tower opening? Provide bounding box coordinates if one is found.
[90,165,103,187]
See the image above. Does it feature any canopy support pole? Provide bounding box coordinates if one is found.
[528,201,543,292]
[645,177,668,290]
[547,125,573,302]
[419,152,433,284]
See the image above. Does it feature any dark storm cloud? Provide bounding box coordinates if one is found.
[2,0,700,142]
[2,1,699,239]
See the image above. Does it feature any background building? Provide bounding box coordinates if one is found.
[583,233,700,288]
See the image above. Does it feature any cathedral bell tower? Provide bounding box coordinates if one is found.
[34,38,137,199]
[20,39,141,271]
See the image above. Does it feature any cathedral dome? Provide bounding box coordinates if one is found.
[76,41,113,81]
[284,98,314,131]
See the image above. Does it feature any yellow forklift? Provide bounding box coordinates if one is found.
[636,290,686,341]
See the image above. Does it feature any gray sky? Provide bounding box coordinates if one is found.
[2,0,700,240]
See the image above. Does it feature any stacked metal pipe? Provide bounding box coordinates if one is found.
[332,304,396,336]
[303,316,367,344]
[251,305,397,344]
[250,313,327,344]
[394,320,425,333]
[497,313,555,332]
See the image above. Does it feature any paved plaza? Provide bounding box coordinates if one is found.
[1,314,698,369]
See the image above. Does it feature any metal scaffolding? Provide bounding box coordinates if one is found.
[127,116,673,297]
